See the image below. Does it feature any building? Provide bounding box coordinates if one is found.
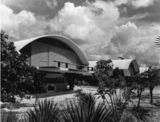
[112,59,139,77]
[89,59,139,77]
[14,34,90,92]
[139,67,149,74]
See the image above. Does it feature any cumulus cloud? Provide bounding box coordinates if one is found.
[1,1,160,66]
[0,3,51,40]
[51,1,119,43]
[104,22,160,65]
[49,0,120,59]
[132,0,154,8]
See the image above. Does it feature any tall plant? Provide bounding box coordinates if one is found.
[94,59,151,122]
[27,100,60,122]
[61,91,119,122]
[146,67,160,104]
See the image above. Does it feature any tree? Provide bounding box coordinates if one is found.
[94,59,151,121]
[129,73,147,108]
[1,31,45,102]
[146,67,160,104]
[94,60,112,89]
[94,60,126,121]
[129,66,160,105]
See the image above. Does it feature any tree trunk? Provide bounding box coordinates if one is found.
[137,89,142,108]
[149,86,154,104]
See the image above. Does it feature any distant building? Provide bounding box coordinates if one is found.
[139,67,149,74]
[14,35,90,92]
[89,59,139,77]
[112,59,139,77]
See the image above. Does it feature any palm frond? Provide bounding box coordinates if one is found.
[1,111,18,122]
[27,99,60,122]
[61,92,122,122]
[155,36,160,47]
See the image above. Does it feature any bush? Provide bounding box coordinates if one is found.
[27,100,60,122]
[61,91,122,122]
[1,111,18,122]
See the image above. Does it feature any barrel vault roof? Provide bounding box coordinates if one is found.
[14,34,89,65]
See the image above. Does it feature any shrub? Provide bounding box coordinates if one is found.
[27,100,60,122]
[61,91,122,122]
[1,111,18,122]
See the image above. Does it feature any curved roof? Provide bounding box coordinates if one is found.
[14,34,89,65]
[112,59,133,69]
[89,59,139,70]
[89,59,135,69]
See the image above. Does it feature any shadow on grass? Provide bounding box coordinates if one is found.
[140,94,160,100]
[32,90,76,99]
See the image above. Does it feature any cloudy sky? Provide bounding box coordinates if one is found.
[1,0,160,66]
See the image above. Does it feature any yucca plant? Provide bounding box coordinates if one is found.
[27,99,60,122]
[61,92,120,122]
[1,111,18,122]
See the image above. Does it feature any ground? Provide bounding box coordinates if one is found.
[1,86,160,121]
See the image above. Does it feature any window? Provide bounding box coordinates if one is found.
[65,63,68,68]
[58,62,60,67]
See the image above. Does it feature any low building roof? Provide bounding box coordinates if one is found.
[139,67,149,74]
[112,59,133,70]
[89,59,136,69]
[89,59,139,76]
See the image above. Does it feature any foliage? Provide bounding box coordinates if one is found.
[130,106,151,122]
[1,31,46,102]
[145,67,160,104]
[155,36,160,47]
[2,92,153,122]
[94,59,151,121]
[94,60,113,97]
[1,111,18,122]
[61,91,121,122]
[121,106,151,122]
[27,100,60,122]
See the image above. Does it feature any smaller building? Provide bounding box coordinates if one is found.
[112,59,139,77]
[139,67,149,74]
[89,59,139,77]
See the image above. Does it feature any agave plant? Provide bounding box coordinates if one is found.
[61,92,121,122]
[27,99,60,122]
[1,111,18,122]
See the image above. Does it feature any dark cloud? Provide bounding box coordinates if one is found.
[2,0,92,19]
[118,0,160,24]
[1,0,160,65]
